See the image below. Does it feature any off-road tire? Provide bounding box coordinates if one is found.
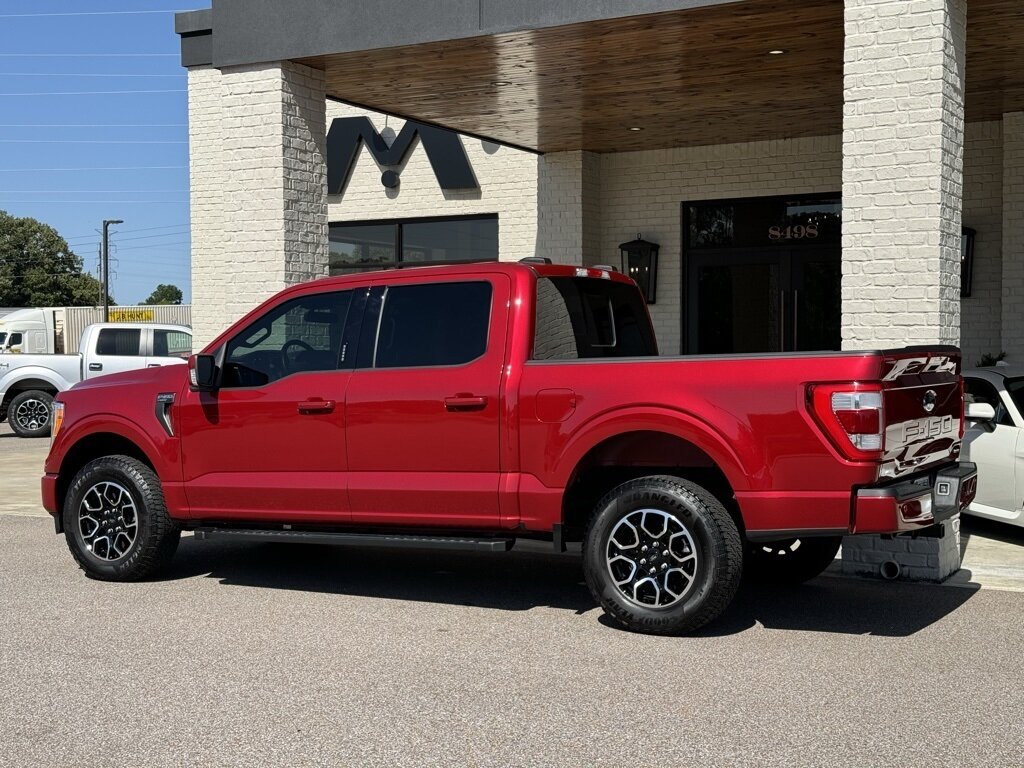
[7,389,53,438]
[63,455,180,581]
[745,537,842,584]
[583,475,743,635]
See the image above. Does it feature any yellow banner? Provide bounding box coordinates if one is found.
[109,308,155,323]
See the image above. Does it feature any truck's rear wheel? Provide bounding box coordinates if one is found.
[8,389,53,438]
[745,537,841,584]
[63,455,180,581]
[583,475,743,635]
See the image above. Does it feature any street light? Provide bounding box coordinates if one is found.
[101,219,123,322]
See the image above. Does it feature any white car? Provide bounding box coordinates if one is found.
[962,365,1024,527]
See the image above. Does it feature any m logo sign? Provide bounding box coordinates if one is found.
[326,116,478,194]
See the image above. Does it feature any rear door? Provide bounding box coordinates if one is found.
[344,275,509,527]
[145,327,193,368]
[87,327,144,378]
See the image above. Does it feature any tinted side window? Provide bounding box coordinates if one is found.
[96,328,141,356]
[374,282,492,368]
[153,330,193,358]
[966,377,1013,427]
[533,277,657,360]
[222,291,352,387]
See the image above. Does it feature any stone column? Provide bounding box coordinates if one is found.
[536,151,601,264]
[187,61,327,347]
[840,0,967,582]
[1002,112,1024,362]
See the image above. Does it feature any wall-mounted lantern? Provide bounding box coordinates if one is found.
[961,226,976,298]
[619,234,659,304]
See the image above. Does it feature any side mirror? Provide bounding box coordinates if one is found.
[966,402,996,422]
[188,354,219,392]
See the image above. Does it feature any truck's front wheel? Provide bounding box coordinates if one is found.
[63,456,181,581]
[8,389,53,438]
[583,475,743,635]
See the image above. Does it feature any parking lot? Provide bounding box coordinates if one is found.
[2,421,1024,766]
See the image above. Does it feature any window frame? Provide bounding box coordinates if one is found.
[217,288,363,389]
[360,279,495,371]
[328,213,499,274]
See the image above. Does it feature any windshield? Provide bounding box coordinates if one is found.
[533,277,658,360]
[1003,378,1024,417]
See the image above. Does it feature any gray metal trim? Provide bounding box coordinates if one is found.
[176,0,746,69]
[175,8,212,35]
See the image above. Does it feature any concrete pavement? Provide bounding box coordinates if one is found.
[2,514,1023,766]
[0,422,50,516]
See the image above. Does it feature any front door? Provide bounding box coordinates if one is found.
[177,287,363,524]
[88,326,146,378]
[344,275,508,528]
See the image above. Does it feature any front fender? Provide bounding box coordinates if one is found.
[549,406,752,492]
[47,412,175,479]
[0,365,76,399]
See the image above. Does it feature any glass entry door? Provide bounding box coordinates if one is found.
[687,247,840,354]
[684,194,842,355]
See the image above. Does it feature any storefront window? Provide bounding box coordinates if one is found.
[329,215,498,275]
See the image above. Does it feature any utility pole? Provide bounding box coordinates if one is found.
[101,219,123,321]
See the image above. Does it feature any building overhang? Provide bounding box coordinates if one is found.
[177,0,1024,153]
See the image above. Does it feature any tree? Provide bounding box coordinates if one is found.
[142,283,183,305]
[0,210,110,307]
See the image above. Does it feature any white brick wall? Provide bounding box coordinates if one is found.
[961,120,1003,367]
[599,136,842,353]
[326,102,538,261]
[841,0,967,350]
[188,62,327,347]
[1002,112,1024,362]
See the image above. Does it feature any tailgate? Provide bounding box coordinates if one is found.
[880,347,963,479]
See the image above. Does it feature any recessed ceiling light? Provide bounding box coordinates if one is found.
[628,127,643,132]
[490,80,512,86]
[768,49,787,55]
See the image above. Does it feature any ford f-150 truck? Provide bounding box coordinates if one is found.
[41,262,977,635]
[2,323,192,438]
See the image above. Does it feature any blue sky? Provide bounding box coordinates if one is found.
[0,0,209,304]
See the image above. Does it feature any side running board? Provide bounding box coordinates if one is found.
[193,527,515,552]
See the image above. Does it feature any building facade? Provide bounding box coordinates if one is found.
[176,0,1023,368]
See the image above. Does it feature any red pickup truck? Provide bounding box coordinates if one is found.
[42,261,977,635]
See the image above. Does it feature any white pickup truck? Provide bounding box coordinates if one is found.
[0,323,192,437]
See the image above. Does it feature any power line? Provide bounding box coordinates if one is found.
[0,54,179,57]
[0,90,186,96]
[113,240,191,251]
[0,199,188,203]
[0,139,186,144]
[0,124,185,128]
[0,10,188,18]
[0,73,184,78]
[0,165,187,172]
[64,222,192,240]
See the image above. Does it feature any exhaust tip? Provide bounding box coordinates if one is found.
[880,560,902,580]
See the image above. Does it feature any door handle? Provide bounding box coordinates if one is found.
[298,399,336,414]
[147,364,161,368]
[88,363,103,372]
[445,394,488,411]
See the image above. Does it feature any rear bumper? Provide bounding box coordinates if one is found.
[851,462,977,534]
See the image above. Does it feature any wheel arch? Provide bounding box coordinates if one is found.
[558,415,749,539]
[55,422,161,530]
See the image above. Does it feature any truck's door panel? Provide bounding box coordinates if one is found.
[345,275,508,527]
[86,327,145,378]
[178,288,362,523]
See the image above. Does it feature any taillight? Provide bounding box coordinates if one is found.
[808,383,885,461]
